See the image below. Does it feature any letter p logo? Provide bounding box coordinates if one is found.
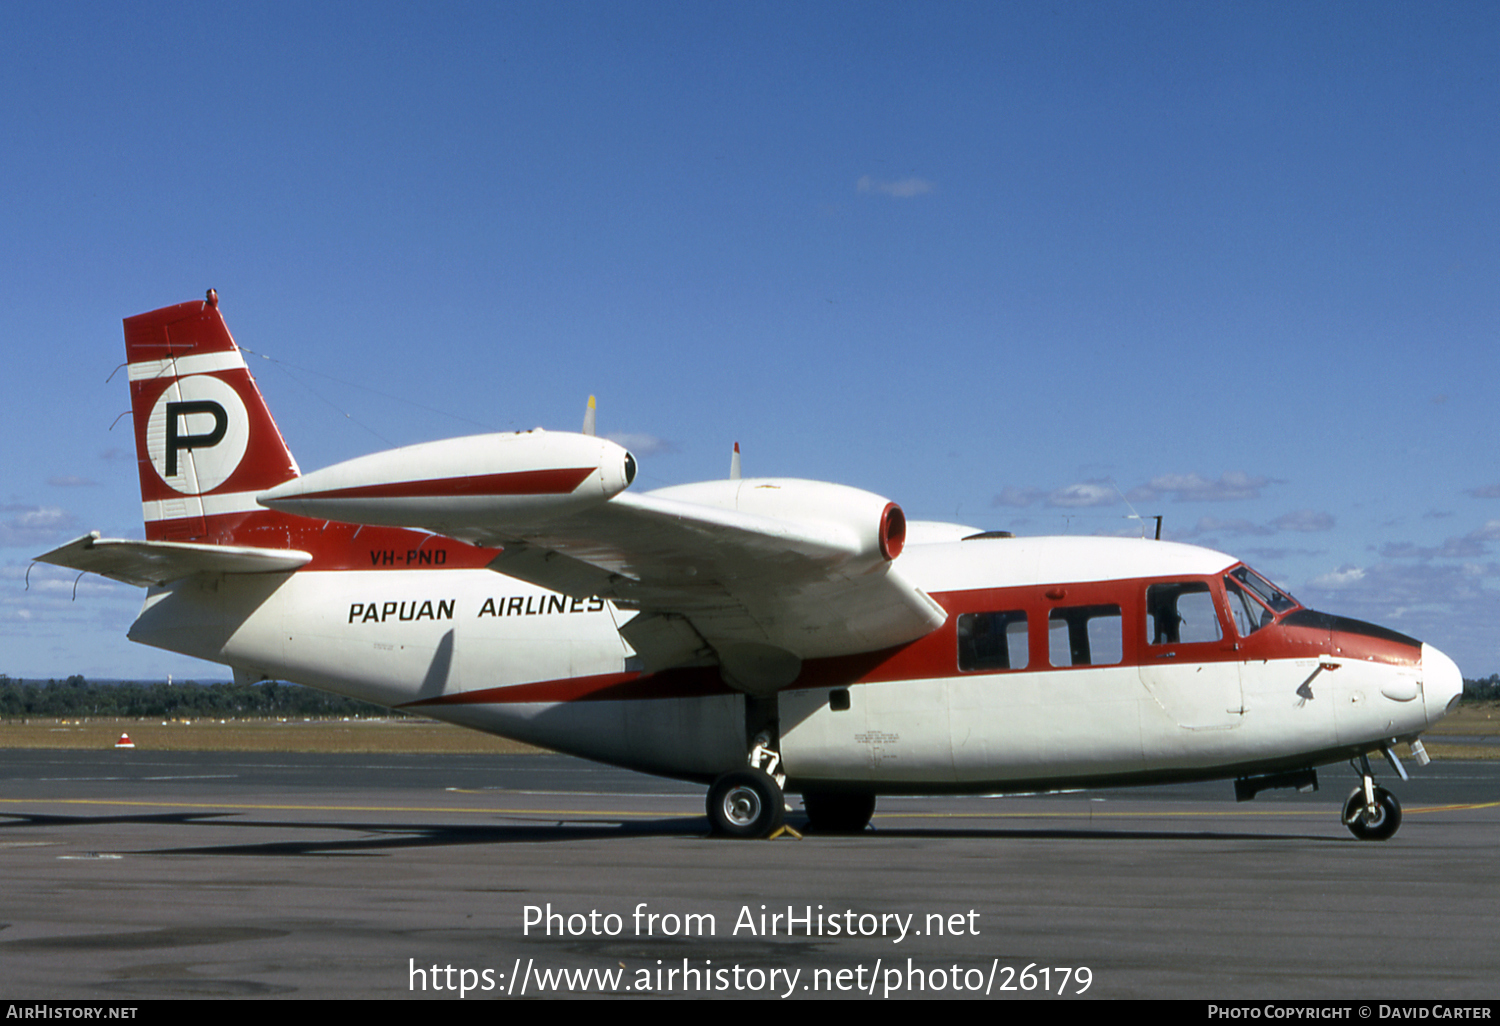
[165,400,227,477]
[147,375,249,494]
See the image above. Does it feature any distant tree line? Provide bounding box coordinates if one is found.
[0,676,404,720]
[1464,676,1500,701]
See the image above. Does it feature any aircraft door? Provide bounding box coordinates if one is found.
[1138,581,1244,730]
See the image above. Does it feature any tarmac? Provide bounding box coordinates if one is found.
[1,749,1497,1000]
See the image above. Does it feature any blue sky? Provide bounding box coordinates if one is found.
[3,2,1498,679]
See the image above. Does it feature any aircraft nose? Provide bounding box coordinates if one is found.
[1422,643,1463,725]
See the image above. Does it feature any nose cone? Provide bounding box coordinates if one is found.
[1422,643,1464,725]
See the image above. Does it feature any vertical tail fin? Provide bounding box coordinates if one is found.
[125,290,299,543]
[119,291,496,572]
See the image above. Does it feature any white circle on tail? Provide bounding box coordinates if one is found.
[147,374,250,494]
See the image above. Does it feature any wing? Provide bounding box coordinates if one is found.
[481,484,947,689]
[35,533,311,588]
[257,431,945,692]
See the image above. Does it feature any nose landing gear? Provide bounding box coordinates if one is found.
[1342,752,1403,841]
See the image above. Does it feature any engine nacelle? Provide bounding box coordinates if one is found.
[647,478,906,565]
[258,429,635,531]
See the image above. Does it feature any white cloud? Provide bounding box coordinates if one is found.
[1138,471,1272,503]
[1378,520,1500,560]
[0,506,78,548]
[992,486,1044,508]
[1472,520,1500,540]
[1046,483,1117,508]
[856,175,935,198]
[993,481,1122,509]
[1381,537,1485,560]
[1188,516,1276,537]
[1272,509,1335,532]
[1309,565,1366,589]
[1238,546,1326,561]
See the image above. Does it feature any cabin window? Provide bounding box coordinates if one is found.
[1048,604,1122,667]
[957,610,1028,671]
[1223,576,1272,636]
[1146,582,1222,645]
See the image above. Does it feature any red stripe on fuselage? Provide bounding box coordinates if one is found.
[397,569,1424,707]
[404,666,735,706]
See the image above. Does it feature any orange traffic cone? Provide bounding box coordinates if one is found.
[115,733,135,749]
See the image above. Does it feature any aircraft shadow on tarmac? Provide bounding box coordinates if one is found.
[0,811,1339,855]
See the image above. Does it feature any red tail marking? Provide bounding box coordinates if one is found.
[121,295,500,569]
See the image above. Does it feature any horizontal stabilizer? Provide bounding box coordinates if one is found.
[35,533,311,588]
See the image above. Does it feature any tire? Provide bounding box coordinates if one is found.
[707,769,785,838]
[802,791,876,833]
[1343,785,1402,841]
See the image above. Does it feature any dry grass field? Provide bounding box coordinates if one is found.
[1419,699,1500,759]
[0,716,543,754]
[1,702,1495,757]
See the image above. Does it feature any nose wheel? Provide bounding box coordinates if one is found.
[1343,785,1402,841]
[1342,753,1403,841]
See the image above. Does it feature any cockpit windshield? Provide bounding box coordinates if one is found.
[1222,565,1300,636]
[1229,566,1298,612]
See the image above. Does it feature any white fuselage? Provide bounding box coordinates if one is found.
[129,535,1457,791]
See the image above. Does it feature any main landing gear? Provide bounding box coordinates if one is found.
[707,767,785,838]
[801,791,877,834]
[707,733,787,839]
[1342,752,1404,841]
[705,737,879,836]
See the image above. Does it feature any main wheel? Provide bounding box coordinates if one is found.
[1343,785,1402,841]
[707,769,785,838]
[802,791,876,833]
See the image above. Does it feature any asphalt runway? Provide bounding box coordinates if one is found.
[1,749,1497,1000]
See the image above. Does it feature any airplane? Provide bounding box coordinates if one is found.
[37,291,1464,840]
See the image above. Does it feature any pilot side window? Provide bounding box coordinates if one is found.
[1146,582,1222,646]
[1048,605,1122,667]
[957,610,1028,671]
